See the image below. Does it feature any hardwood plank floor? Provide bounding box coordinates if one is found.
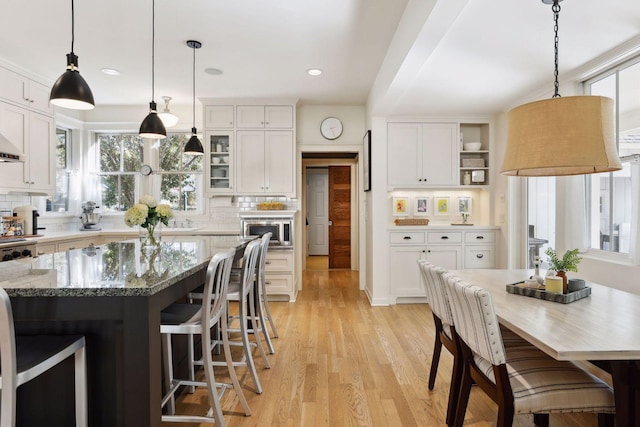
[166,264,601,426]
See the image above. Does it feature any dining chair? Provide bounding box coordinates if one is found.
[0,286,87,427]
[442,274,615,427]
[160,249,251,424]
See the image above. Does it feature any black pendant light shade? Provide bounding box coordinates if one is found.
[184,40,204,155]
[139,101,167,139]
[139,0,166,140]
[184,127,204,155]
[49,0,95,110]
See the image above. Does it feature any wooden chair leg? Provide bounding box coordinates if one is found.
[428,335,443,390]
[533,413,549,427]
[453,365,473,427]
[598,413,615,427]
[445,351,463,427]
[496,402,515,427]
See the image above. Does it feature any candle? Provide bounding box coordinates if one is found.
[545,276,563,293]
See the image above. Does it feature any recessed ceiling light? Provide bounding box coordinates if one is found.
[101,68,120,76]
[204,68,223,76]
[307,68,323,76]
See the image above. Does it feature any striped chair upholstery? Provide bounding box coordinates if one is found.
[443,274,615,427]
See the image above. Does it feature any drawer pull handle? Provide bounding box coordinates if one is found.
[476,236,484,239]
[403,236,412,240]
[265,281,271,285]
[265,261,272,265]
[476,254,484,259]
[441,236,449,240]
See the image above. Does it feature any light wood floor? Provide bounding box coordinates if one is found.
[166,264,601,426]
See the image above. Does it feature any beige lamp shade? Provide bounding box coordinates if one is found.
[501,96,622,176]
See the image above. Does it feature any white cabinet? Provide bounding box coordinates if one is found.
[387,122,458,187]
[204,131,234,194]
[459,122,491,187]
[236,130,294,196]
[388,228,495,303]
[0,102,55,194]
[204,105,234,129]
[265,250,296,301]
[236,105,293,129]
[0,67,53,115]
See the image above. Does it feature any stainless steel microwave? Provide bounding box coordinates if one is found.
[240,217,293,248]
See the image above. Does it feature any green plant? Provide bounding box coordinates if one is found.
[544,247,582,272]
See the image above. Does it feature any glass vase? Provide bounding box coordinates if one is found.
[140,223,162,249]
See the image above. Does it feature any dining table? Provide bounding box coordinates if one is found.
[0,235,254,427]
[451,269,640,427]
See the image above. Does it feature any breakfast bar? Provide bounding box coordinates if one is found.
[0,235,253,427]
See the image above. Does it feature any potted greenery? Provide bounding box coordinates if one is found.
[544,247,582,292]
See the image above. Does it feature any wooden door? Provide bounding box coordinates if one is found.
[328,166,351,268]
[307,169,329,255]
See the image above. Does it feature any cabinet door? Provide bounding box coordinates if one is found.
[389,246,426,298]
[204,105,234,129]
[387,123,422,187]
[236,131,266,193]
[464,245,495,269]
[264,131,294,195]
[28,112,55,192]
[205,131,233,193]
[0,67,29,107]
[264,106,293,128]
[27,81,54,115]
[236,106,265,128]
[425,245,461,270]
[0,103,28,190]
[421,123,458,186]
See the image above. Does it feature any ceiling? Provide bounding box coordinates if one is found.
[1,0,639,116]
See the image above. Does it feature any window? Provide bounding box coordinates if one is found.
[45,128,71,213]
[585,56,640,256]
[94,133,203,213]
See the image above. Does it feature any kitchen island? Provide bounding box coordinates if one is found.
[0,235,253,427]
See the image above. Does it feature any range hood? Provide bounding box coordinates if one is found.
[0,132,24,162]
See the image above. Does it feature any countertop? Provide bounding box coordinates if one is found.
[0,235,252,297]
[388,224,500,231]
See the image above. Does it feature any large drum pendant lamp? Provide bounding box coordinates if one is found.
[500,0,621,177]
[139,0,166,139]
[184,40,204,155]
[49,0,95,110]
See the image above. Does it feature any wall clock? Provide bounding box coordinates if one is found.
[140,164,153,176]
[320,117,343,140]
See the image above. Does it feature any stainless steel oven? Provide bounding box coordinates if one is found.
[240,217,293,248]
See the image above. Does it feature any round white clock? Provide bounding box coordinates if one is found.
[140,164,153,176]
[320,117,343,140]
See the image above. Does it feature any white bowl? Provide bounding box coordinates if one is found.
[463,142,482,151]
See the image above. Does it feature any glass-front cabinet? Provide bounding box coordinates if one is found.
[205,131,233,194]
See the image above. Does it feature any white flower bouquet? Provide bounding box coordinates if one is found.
[124,195,174,246]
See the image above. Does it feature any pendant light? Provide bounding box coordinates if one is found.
[49,0,95,110]
[184,40,204,155]
[501,0,621,176]
[158,96,179,128]
[139,0,167,139]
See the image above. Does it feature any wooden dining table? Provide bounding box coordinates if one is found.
[451,269,640,427]
[0,235,254,427]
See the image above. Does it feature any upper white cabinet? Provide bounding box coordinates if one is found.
[387,122,458,187]
[236,105,293,129]
[0,102,54,194]
[0,67,53,115]
[204,131,234,194]
[459,122,491,187]
[204,105,234,129]
[235,130,294,196]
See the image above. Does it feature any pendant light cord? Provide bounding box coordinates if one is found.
[151,0,155,102]
[70,0,75,54]
[192,44,196,129]
[552,0,561,98]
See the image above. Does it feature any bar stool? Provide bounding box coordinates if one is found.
[0,287,87,427]
[255,232,279,354]
[160,249,251,424]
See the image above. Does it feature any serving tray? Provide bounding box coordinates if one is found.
[505,281,591,304]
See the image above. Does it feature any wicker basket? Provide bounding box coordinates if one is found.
[394,218,429,226]
[257,202,285,210]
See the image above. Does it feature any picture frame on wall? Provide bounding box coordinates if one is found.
[434,197,450,216]
[414,197,430,216]
[392,196,409,216]
[457,196,472,214]
[363,130,372,192]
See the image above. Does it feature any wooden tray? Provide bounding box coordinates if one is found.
[394,218,429,226]
[505,281,591,304]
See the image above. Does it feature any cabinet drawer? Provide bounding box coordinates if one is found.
[427,232,462,244]
[464,231,495,243]
[56,239,88,252]
[389,232,425,244]
[36,243,56,256]
[264,274,293,294]
[265,251,294,272]
[464,245,495,269]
